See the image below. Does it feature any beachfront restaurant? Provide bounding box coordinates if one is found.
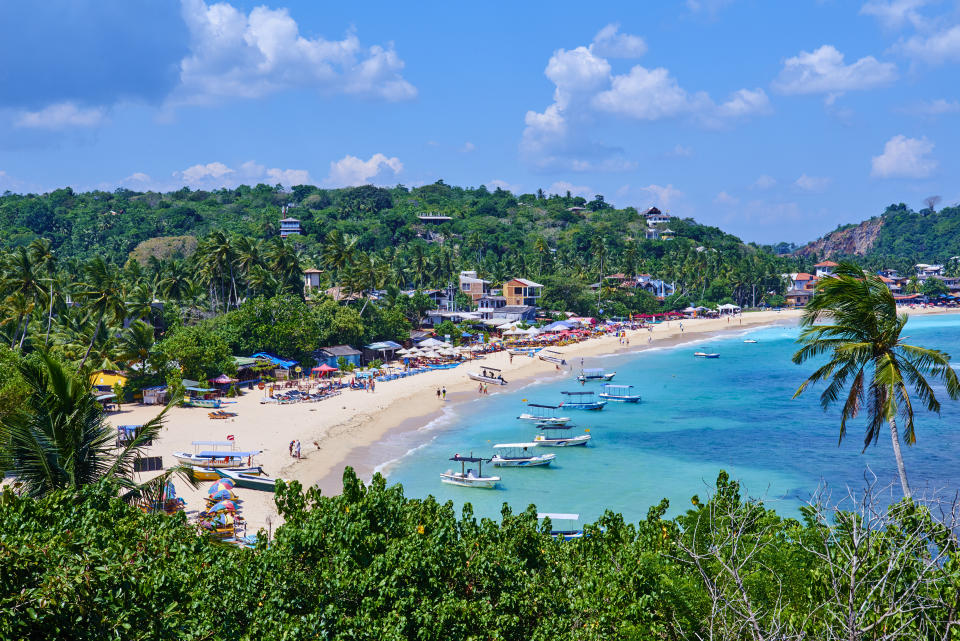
[249,352,298,379]
[363,340,403,364]
[313,345,363,369]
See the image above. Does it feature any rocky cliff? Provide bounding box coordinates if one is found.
[795,217,884,258]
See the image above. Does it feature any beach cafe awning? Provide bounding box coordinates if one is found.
[209,374,236,384]
[366,340,403,351]
[250,353,298,369]
[542,321,573,332]
[311,364,338,374]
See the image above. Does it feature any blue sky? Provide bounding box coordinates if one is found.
[1,0,959,244]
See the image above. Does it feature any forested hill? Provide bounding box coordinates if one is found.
[794,203,960,272]
[0,181,755,267]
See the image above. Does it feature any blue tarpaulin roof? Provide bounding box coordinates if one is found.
[250,352,298,368]
[365,341,402,350]
[542,321,573,331]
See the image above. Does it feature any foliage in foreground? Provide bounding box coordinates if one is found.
[2,469,959,640]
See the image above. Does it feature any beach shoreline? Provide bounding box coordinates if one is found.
[124,304,957,533]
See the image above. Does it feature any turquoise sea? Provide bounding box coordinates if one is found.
[382,314,960,523]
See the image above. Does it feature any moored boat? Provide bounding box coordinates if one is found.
[517,403,571,426]
[560,391,607,410]
[174,450,261,468]
[190,465,265,481]
[743,339,758,344]
[598,384,641,403]
[538,512,584,541]
[538,349,567,365]
[440,454,501,488]
[490,443,556,467]
[533,425,591,447]
[467,366,508,385]
[215,467,278,491]
[576,368,616,382]
[693,352,720,358]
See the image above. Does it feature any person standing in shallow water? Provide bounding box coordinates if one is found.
[436,388,441,400]
[442,386,447,400]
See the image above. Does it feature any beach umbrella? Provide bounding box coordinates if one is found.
[208,479,234,494]
[209,488,237,501]
[209,500,236,513]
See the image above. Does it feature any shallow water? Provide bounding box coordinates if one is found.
[382,315,960,524]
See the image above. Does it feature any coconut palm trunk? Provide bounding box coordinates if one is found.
[887,416,911,498]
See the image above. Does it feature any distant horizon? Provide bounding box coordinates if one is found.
[2,1,958,245]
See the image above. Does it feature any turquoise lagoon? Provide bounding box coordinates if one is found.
[381,315,960,523]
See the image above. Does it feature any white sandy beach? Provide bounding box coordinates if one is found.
[120,305,955,533]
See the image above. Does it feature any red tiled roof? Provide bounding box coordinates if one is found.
[814,261,839,267]
[794,273,815,280]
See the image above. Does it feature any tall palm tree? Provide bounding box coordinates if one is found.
[0,353,194,501]
[75,257,125,370]
[117,320,155,374]
[320,230,356,286]
[792,261,960,498]
[158,259,194,304]
[4,246,47,348]
[346,252,388,316]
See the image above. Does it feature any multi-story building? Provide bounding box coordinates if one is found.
[279,217,302,238]
[458,270,491,302]
[303,268,323,294]
[813,261,838,278]
[502,278,543,307]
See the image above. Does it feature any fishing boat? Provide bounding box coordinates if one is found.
[576,368,616,382]
[538,512,584,541]
[517,403,572,426]
[440,454,501,488]
[598,384,641,403]
[184,398,221,409]
[560,391,607,411]
[215,467,279,491]
[467,366,508,385]
[508,347,540,356]
[743,339,758,344]
[533,425,591,447]
[693,352,720,358]
[190,465,265,481]
[173,440,261,468]
[490,443,556,467]
[538,349,567,366]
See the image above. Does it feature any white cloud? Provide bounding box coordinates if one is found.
[520,31,768,171]
[547,181,593,198]
[173,160,312,188]
[772,45,897,99]
[900,98,960,115]
[714,191,739,205]
[664,144,694,158]
[0,170,22,191]
[687,0,734,14]
[752,175,777,189]
[590,24,647,58]
[174,0,416,105]
[639,184,684,209]
[324,153,402,187]
[860,0,931,30]
[871,135,937,178]
[460,141,476,153]
[898,25,960,64]
[15,102,106,129]
[794,174,832,192]
[125,172,152,183]
[486,179,521,193]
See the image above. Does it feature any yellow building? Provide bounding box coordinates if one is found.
[90,370,127,390]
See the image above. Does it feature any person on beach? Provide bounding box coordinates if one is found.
[289,440,294,457]
[509,353,513,364]
[442,386,447,400]
[295,440,301,460]
[436,388,441,400]
[478,382,483,394]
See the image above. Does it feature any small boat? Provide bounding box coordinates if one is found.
[173,450,261,468]
[468,366,508,385]
[440,454,501,488]
[538,512,584,541]
[560,391,607,411]
[490,443,556,467]
[576,368,616,382]
[743,339,757,344]
[517,403,571,426]
[538,349,567,366]
[190,465,265,481]
[508,347,540,356]
[533,425,591,447]
[215,467,279,491]
[598,384,641,403]
[693,352,720,358]
[184,398,221,409]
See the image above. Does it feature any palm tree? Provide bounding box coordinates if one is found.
[3,246,47,348]
[75,257,125,370]
[0,353,194,501]
[346,252,388,316]
[792,261,960,498]
[117,320,155,374]
[320,230,356,286]
[158,259,194,303]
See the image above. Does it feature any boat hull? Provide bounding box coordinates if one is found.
[174,452,248,468]
[598,394,641,403]
[517,414,571,426]
[184,398,221,408]
[564,402,607,411]
[468,373,508,385]
[491,454,555,467]
[215,468,278,492]
[576,373,616,382]
[190,465,263,481]
[534,435,591,447]
[440,473,500,488]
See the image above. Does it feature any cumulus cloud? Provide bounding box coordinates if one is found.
[590,24,647,58]
[899,98,960,115]
[460,142,476,153]
[897,25,960,64]
[547,181,593,198]
[324,153,402,187]
[520,30,769,170]
[15,102,106,129]
[871,135,937,178]
[173,159,312,188]
[125,172,152,183]
[174,0,416,105]
[751,175,777,189]
[772,45,896,99]
[639,184,684,209]
[860,0,931,30]
[665,144,694,158]
[794,174,832,192]
[714,191,739,205]
[486,179,521,193]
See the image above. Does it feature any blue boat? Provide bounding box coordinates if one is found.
[560,391,607,411]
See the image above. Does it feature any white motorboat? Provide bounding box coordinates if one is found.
[490,443,556,467]
[598,384,641,403]
[538,349,567,365]
[576,368,616,382]
[467,366,508,385]
[693,352,720,358]
[440,454,501,488]
[173,441,261,468]
[215,467,279,492]
[560,391,607,410]
[517,403,572,426]
[533,425,591,447]
[538,512,584,541]
[743,339,758,344]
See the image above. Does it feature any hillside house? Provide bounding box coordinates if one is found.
[458,270,491,302]
[643,207,671,225]
[790,272,817,291]
[502,278,543,307]
[477,294,507,319]
[916,264,945,282]
[813,261,838,278]
[785,289,814,307]
[491,305,537,322]
[303,268,323,294]
[279,216,302,238]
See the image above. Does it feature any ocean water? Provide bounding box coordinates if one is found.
[382,315,960,523]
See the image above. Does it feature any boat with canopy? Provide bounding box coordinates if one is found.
[440,454,501,488]
[560,391,607,411]
[538,349,567,365]
[173,440,261,468]
[576,368,616,382]
[533,424,591,447]
[598,384,641,403]
[467,366,508,385]
[517,403,572,426]
[490,443,556,467]
[538,512,584,541]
